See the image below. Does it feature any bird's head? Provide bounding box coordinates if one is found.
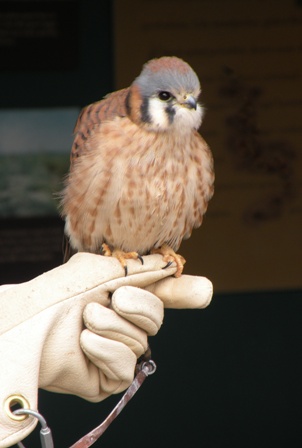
[126,56,203,133]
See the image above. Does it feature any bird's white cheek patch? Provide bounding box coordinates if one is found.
[148,98,170,130]
[174,104,203,131]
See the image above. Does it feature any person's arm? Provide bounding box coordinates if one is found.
[0,253,212,447]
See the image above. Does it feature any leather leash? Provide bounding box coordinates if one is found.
[69,360,156,448]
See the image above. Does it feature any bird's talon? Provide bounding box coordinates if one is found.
[101,248,142,275]
[162,261,173,270]
[151,244,186,277]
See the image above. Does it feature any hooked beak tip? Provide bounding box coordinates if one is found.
[184,96,197,110]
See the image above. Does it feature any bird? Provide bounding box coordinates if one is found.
[61,56,214,277]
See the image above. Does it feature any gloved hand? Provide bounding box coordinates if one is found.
[0,253,212,447]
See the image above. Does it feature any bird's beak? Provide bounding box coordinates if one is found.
[182,95,197,110]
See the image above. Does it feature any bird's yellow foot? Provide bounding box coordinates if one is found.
[101,243,144,276]
[151,244,186,278]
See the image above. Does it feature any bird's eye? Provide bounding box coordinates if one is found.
[158,91,172,101]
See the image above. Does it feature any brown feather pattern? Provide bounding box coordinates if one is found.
[61,56,214,270]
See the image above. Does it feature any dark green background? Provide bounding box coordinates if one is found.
[21,291,302,448]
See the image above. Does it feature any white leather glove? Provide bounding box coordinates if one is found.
[0,253,212,447]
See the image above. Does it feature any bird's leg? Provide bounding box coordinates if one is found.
[101,243,144,276]
[101,243,113,257]
[151,244,186,278]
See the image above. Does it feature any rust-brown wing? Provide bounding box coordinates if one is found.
[70,87,130,164]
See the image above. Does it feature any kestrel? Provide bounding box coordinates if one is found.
[61,56,214,277]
